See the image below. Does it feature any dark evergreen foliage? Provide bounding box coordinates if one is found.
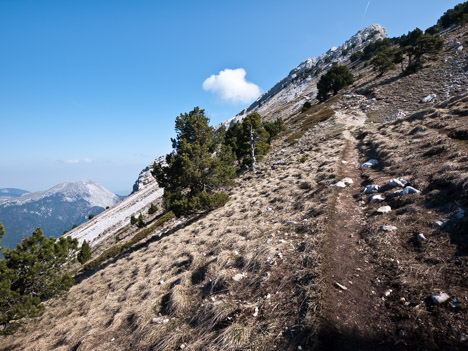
[264,117,286,143]
[317,64,354,102]
[438,2,468,28]
[225,113,270,168]
[77,240,91,264]
[153,107,235,217]
[0,227,78,332]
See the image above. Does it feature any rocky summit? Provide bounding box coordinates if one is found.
[1,5,467,351]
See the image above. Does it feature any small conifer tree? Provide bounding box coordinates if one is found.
[77,240,92,264]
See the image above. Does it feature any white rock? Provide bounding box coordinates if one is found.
[253,307,259,317]
[388,178,407,188]
[232,273,247,281]
[380,225,397,232]
[369,194,385,203]
[416,233,427,241]
[384,110,407,122]
[285,221,297,226]
[431,292,450,305]
[342,177,353,185]
[334,282,348,291]
[433,220,447,227]
[421,94,436,103]
[377,206,391,214]
[363,185,380,194]
[341,160,348,164]
[361,159,378,168]
[159,280,165,285]
[265,206,273,211]
[401,186,420,195]
[384,289,392,297]
[456,45,463,53]
[331,177,353,188]
[152,317,170,324]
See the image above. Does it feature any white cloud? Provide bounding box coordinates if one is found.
[202,68,261,104]
[63,158,93,164]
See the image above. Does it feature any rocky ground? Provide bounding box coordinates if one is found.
[1,23,467,351]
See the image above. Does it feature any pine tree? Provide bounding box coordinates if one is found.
[317,64,354,102]
[0,227,78,331]
[77,240,92,264]
[225,113,270,170]
[153,107,235,217]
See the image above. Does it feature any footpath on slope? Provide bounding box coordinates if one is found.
[319,110,397,350]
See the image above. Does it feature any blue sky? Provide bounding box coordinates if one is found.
[0,0,460,194]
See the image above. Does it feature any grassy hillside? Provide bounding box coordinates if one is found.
[1,17,467,351]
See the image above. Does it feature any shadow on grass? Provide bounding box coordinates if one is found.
[73,213,207,286]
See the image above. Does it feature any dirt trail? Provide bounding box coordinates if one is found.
[319,111,395,350]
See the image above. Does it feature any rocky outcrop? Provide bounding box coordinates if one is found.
[219,24,386,128]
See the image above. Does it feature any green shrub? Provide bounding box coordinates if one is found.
[88,214,94,220]
[301,101,312,112]
[438,2,468,28]
[317,64,354,102]
[77,240,92,264]
[300,155,308,163]
[350,51,363,62]
[130,215,138,225]
[148,203,158,215]
[0,227,78,332]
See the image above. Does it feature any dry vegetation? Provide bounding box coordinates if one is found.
[1,23,467,351]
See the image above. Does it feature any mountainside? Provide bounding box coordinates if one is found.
[0,188,30,199]
[1,13,467,351]
[0,180,120,249]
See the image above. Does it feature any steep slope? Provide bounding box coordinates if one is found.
[1,21,467,351]
[64,182,163,247]
[0,180,120,249]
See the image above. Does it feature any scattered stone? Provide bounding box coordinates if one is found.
[285,221,297,226]
[341,160,348,164]
[381,225,397,232]
[456,45,464,54]
[253,307,259,317]
[384,110,407,122]
[302,218,309,223]
[431,292,450,305]
[280,149,285,154]
[330,177,353,188]
[459,333,468,342]
[369,194,385,203]
[180,344,186,350]
[232,273,247,282]
[377,206,392,214]
[361,159,378,168]
[450,298,460,308]
[363,185,380,194]
[387,177,407,188]
[276,252,283,259]
[384,289,392,297]
[152,317,170,324]
[265,206,273,211]
[401,186,420,195]
[416,233,427,241]
[159,280,165,285]
[433,220,447,228]
[266,257,275,265]
[421,94,436,103]
[334,282,348,291]
[391,186,420,197]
